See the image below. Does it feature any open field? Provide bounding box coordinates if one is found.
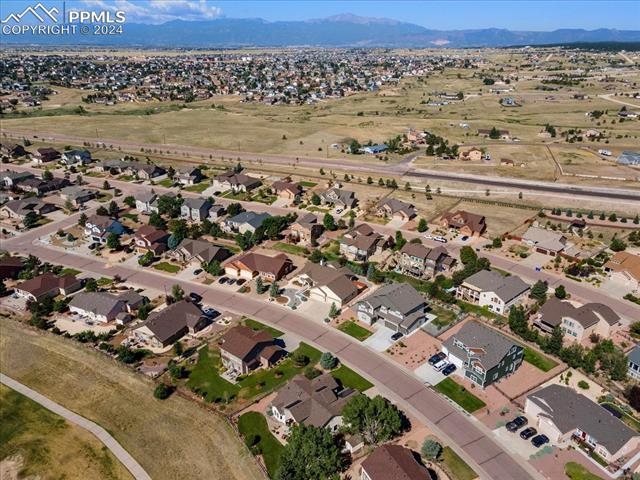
[0,318,264,480]
[0,384,133,480]
[454,200,536,237]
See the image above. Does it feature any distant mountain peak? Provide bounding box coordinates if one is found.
[309,13,401,25]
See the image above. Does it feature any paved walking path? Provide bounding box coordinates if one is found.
[0,373,152,480]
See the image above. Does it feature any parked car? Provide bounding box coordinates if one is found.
[423,234,433,240]
[391,332,403,341]
[531,434,549,448]
[218,277,228,284]
[203,307,219,318]
[520,427,537,440]
[433,359,448,371]
[237,279,246,286]
[506,416,528,432]
[193,269,202,275]
[88,243,98,250]
[228,278,237,285]
[442,364,457,376]
[460,236,469,241]
[434,236,448,243]
[428,352,447,365]
[189,292,202,303]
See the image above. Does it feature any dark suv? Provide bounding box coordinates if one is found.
[531,434,549,448]
[428,352,447,365]
[519,427,537,440]
[506,416,528,432]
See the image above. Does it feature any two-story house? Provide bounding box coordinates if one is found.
[135,191,157,214]
[288,213,324,246]
[176,167,203,185]
[319,188,357,209]
[212,171,262,193]
[442,321,524,388]
[222,211,271,234]
[294,262,360,308]
[340,224,391,262]
[397,243,456,279]
[133,225,170,255]
[180,197,211,222]
[356,283,429,335]
[360,445,430,480]
[439,210,487,237]
[376,198,417,222]
[171,238,232,266]
[32,147,60,164]
[219,326,285,376]
[61,149,92,165]
[456,270,530,315]
[84,215,125,244]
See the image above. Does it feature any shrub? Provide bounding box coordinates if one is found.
[421,437,442,461]
[578,380,589,390]
[153,383,172,400]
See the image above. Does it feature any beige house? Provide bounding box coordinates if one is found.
[526,385,639,463]
[219,326,285,376]
[456,270,530,315]
[294,262,360,307]
[224,252,293,281]
[458,147,483,161]
[532,298,621,342]
[604,251,640,291]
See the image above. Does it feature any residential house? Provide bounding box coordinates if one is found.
[0,198,56,221]
[356,283,429,335]
[439,210,487,237]
[171,238,232,265]
[288,212,324,245]
[116,290,148,313]
[223,211,271,234]
[207,204,226,220]
[376,198,417,222]
[83,215,125,244]
[18,177,69,195]
[478,128,510,139]
[397,243,456,279]
[61,150,92,165]
[442,321,524,388]
[0,255,23,280]
[271,373,358,430]
[618,151,640,166]
[14,272,82,302]
[522,226,567,256]
[0,142,28,158]
[456,270,530,315]
[525,384,639,463]
[133,225,170,255]
[180,197,211,222]
[69,292,128,323]
[176,167,203,185]
[628,345,640,381]
[532,298,621,341]
[362,144,388,155]
[458,148,483,161]
[360,444,431,480]
[604,252,640,291]
[319,188,357,209]
[271,180,303,202]
[1,170,34,188]
[128,163,166,180]
[224,252,293,281]
[212,171,262,193]
[500,158,515,166]
[340,224,391,261]
[32,147,60,164]
[219,326,285,375]
[134,191,157,214]
[294,262,359,307]
[133,301,209,348]
[60,186,97,207]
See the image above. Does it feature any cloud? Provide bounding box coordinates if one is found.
[80,0,222,24]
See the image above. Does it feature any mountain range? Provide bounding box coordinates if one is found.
[4,13,640,48]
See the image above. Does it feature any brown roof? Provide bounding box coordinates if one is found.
[16,272,79,298]
[400,242,449,262]
[298,262,358,302]
[220,326,277,361]
[134,225,169,244]
[441,210,486,234]
[141,301,204,344]
[605,251,640,282]
[229,252,292,276]
[272,180,302,195]
[361,444,430,480]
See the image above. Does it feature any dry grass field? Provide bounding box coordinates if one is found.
[454,200,537,236]
[0,318,264,480]
[0,384,133,480]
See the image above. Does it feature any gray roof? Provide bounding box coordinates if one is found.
[227,211,271,228]
[443,321,521,371]
[537,298,621,329]
[298,262,357,302]
[628,345,640,367]
[141,300,204,343]
[69,292,125,316]
[1,170,34,182]
[358,283,426,329]
[523,227,567,252]
[618,151,640,166]
[462,270,530,303]
[378,198,417,217]
[136,191,157,203]
[61,186,96,200]
[527,384,637,454]
[183,197,210,210]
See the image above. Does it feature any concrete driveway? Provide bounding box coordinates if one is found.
[363,325,397,352]
[386,217,407,229]
[413,362,447,386]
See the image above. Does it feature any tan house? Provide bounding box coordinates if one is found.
[376,198,417,221]
[271,180,303,202]
[439,210,486,237]
[224,252,293,281]
[171,239,232,266]
[361,444,431,480]
[133,301,208,348]
[532,298,621,342]
[288,213,324,246]
[294,262,360,307]
[526,385,639,463]
[458,147,483,161]
[14,272,82,302]
[133,225,170,255]
[397,243,456,279]
[604,251,640,291]
[219,326,285,375]
[522,226,567,256]
[339,224,391,261]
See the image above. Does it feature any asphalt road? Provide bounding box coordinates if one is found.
[4,129,639,202]
[1,214,541,480]
[0,373,152,480]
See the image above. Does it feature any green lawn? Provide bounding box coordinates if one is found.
[158,178,174,188]
[434,378,486,413]
[117,175,135,181]
[244,318,284,338]
[237,412,283,478]
[153,262,181,273]
[331,365,373,392]
[523,347,558,372]
[272,242,309,256]
[59,268,81,277]
[298,181,317,188]
[186,346,240,403]
[306,206,330,213]
[564,462,604,480]
[251,195,277,205]
[429,304,458,329]
[441,447,478,480]
[122,213,139,222]
[96,277,113,286]
[183,182,210,193]
[337,320,373,341]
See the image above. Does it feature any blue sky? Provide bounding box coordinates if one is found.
[2,0,638,30]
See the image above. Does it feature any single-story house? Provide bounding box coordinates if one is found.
[32,147,60,164]
[0,198,57,221]
[224,252,293,281]
[212,171,262,193]
[522,226,567,256]
[376,198,417,221]
[14,272,82,302]
[222,211,271,234]
[171,238,232,265]
[271,180,303,202]
[18,177,69,195]
[604,252,640,291]
[69,292,128,323]
[319,188,357,209]
[0,142,28,158]
[133,300,208,348]
[361,444,431,480]
[458,148,483,161]
[60,186,97,207]
[361,144,388,155]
